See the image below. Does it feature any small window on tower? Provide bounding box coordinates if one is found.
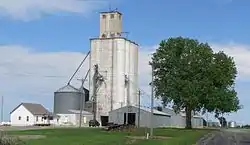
[102,14,106,19]
[110,14,114,19]
[102,34,106,38]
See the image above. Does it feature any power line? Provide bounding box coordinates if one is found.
[68,51,90,85]
[0,73,82,78]
[128,78,162,107]
[1,96,3,123]
[78,69,90,128]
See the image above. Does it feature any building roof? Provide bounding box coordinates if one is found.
[162,107,203,118]
[140,106,171,116]
[10,103,50,115]
[90,37,139,46]
[110,105,171,117]
[55,84,80,93]
[68,109,93,115]
[100,10,122,15]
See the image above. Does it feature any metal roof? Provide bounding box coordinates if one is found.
[100,10,122,15]
[110,105,171,116]
[55,84,80,93]
[68,109,93,115]
[10,103,50,115]
[139,106,171,116]
[162,108,203,118]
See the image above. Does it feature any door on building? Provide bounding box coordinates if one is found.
[124,113,136,125]
[100,116,109,126]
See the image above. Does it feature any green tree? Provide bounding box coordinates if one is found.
[151,37,241,129]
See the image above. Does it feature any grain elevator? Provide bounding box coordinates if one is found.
[89,10,139,125]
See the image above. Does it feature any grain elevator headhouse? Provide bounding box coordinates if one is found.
[89,10,139,126]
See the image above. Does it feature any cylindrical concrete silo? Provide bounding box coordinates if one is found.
[54,84,85,114]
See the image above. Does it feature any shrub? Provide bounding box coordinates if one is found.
[0,131,25,145]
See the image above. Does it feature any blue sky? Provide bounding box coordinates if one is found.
[0,0,250,124]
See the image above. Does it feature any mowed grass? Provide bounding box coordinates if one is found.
[8,127,214,145]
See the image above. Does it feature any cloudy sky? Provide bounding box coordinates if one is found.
[0,0,250,124]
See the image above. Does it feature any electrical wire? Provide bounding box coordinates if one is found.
[68,51,90,84]
[128,78,162,107]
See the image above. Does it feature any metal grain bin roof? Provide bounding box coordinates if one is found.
[55,84,80,93]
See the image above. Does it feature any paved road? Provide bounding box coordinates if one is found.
[198,129,250,145]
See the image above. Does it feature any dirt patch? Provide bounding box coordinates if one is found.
[126,136,170,140]
[11,135,46,140]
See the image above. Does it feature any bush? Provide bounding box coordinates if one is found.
[0,131,25,145]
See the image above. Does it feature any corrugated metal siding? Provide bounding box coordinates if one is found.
[162,108,203,128]
[109,106,171,128]
[153,114,171,128]
[54,92,83,114]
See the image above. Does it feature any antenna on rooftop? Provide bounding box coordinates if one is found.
[109,3,112,11]
[1,96,3,123]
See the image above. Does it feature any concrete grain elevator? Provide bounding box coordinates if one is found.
[89,10,139,125]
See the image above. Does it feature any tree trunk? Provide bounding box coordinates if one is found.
[185,106,192,129]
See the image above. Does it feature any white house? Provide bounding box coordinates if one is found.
[10,103,58,126]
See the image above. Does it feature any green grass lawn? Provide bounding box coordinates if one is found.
[8,127,214,145]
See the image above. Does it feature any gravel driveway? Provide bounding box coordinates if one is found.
[197,129,250,145]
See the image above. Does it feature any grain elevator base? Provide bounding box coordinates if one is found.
[124,113,136,125]
[101,116,109,126]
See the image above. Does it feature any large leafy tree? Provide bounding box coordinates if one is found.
[151,37,241,129]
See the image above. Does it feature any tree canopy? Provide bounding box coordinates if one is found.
[151,37,241,129]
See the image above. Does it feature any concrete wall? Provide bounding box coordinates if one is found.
[89,38,139,123]
[100,12,122,38]
[56,113,93,127]
[75,114,93,127]
[56,114,76,126]
[10,105,35,126]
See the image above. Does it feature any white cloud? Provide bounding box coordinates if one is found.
[0,0,109,20]
[1,43,250,121]
[0,45,89,120]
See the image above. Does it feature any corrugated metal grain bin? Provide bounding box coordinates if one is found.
[54,84,86,114]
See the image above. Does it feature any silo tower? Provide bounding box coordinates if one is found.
[89,10,139,125]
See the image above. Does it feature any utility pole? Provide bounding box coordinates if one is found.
[125,75,130,125]
[138,90,140,128]
[79,79,84,128]
[77,69,90,128]
[206,110,209,127]
[150,64,154,137]
[92,65,99,122]
[1,96,3,123]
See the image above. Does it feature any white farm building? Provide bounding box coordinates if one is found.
[10,103,58,126]
[56,110,93,127]
[109,105,171,128]
[162,108,204,128]
[10,103,93,127]
[109,105,203,128]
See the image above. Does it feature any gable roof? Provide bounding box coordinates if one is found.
[162,108,203,118]
[10,103,50,115]
[55,84,80,93]
[110,105,171,117]
[68,109,93,115]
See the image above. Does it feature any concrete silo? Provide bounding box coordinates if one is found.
[89,10,139,125]
[54,84,88,114]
